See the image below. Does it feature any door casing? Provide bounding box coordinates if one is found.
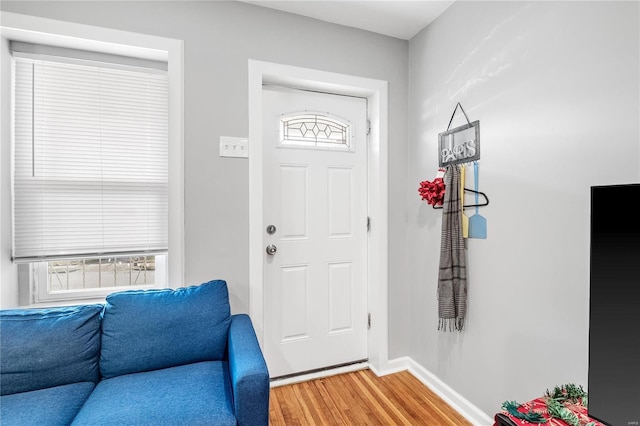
[248,60,389,375]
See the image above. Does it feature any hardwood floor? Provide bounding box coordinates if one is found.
[269,369,473,425]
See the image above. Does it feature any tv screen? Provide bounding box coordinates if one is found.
[588,184,640,426]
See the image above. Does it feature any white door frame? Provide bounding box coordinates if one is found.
[248,59,388,374]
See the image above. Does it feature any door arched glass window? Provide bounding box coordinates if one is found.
[280,112,352,151]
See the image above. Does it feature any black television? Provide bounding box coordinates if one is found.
[588,183,640,426]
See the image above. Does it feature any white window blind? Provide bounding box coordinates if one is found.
[12,54,169,263]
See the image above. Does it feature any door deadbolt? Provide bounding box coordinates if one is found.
[266,225,276,235]
[266,244,277,255]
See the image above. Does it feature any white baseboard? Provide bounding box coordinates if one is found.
[368,356,408,377]
[375,357,493,426]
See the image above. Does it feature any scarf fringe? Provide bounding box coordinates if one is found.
[438,317,465,332]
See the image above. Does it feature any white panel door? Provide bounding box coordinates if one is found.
[262,86,368,378]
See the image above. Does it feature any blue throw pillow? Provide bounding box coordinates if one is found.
[0,304,103,395]
[100,280,231,379]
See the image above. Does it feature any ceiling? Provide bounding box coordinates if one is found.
[237,1,456,40]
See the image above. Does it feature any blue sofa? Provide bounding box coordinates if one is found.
[0,279,270,426]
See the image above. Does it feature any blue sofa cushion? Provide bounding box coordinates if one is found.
[0,382,95,426]
[72,361,236,426]
[100,280,231,379]
[0,304,102,395]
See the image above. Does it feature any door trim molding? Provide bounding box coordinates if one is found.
[248,60,389,373]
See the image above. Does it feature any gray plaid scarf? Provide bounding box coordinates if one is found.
[437,165,467,331]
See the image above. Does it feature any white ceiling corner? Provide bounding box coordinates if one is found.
[237,1,456,40]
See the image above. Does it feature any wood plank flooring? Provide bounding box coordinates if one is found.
[269,369,473,425]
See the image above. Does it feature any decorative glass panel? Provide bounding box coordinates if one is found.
[280,112,351,150]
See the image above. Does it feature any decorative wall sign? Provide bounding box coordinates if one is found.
[438,103,480,167]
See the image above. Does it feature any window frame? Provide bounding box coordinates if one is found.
[0,12,184,307]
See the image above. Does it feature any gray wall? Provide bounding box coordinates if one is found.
[407,0,639,416]
[0,0,411,359]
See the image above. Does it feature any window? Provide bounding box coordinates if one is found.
[280,112,352,150]
[11,43,170,302]
[31,255,166,303]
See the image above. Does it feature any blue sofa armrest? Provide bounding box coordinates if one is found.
[227,314,270,426]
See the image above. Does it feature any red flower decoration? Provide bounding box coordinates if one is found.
[418,178,445,206]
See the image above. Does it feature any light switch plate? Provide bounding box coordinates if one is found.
[220,136,248,158]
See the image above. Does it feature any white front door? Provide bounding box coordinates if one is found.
[262,86,368,378]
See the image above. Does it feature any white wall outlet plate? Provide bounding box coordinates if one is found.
[220,136,249,158]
